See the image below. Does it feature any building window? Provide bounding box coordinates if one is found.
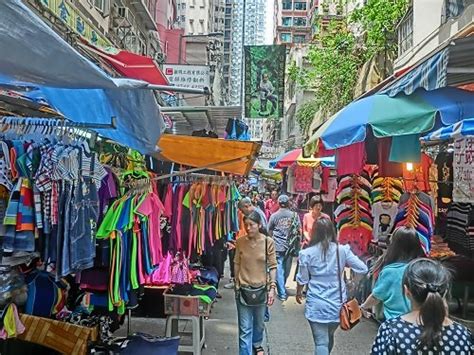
[293,34,306,43]
[294,2,307,10]
[93,0,105,12]
[182,3,186,10]
[280,32,292,42]
[398,9,413,55]
[282,1,292,10]
[282,17,292,26]
[293,17,307,26]
[225,7,232,14]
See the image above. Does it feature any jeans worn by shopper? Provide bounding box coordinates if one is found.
[236,298,266,355]
[276,252,292,298]
[309,321,339,355]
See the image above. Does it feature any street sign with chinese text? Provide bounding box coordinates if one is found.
[453,137,474,202]
[163,64,210,90]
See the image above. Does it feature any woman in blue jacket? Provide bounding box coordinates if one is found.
[296,218,368,355]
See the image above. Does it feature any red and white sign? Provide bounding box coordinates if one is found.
[162,64,210,90]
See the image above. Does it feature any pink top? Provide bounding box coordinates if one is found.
[265,199,279,219]
[303,212,331,240]
[137,192,165,265]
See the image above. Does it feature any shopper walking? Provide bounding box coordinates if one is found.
[234,211,277,355]
[371,258,473,354]
[225,197,268,289]
[361,227,425,320]
[268,194,301,301]
[296,218,368,355]
[264,190,279,219]
[302,196,330,247]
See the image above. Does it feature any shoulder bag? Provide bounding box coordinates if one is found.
[336,244,362,330]
[284,212,301,259]
[238,237,268,307]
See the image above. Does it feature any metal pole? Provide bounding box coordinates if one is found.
[146,84,209,95]
[240,0,247,113]
[178,33,183,64]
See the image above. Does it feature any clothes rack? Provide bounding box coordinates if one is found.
[0,116,116,130]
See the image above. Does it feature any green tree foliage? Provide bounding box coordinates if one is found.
[295,0,409,133]
[296,100,319,135]
[305,21,363,118]
[351,0,409,57]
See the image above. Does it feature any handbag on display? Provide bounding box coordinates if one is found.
[284,212,302,259]
[237,237,268,307]
[146,252,172,285]
[336,245,362,331]
[170,253,190,285]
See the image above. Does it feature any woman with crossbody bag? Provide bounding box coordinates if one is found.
[234,211,278,355]
[296,218,367,355]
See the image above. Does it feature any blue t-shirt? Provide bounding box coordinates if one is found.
[372,263,411,320]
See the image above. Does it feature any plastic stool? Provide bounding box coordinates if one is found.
[165,315,205,354]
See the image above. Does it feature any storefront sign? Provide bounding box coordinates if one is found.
[453,137,474,202]
[259,144,285,160]
[39,0,111,48]
[163,65,210,90]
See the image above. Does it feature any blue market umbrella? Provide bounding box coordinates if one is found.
[306,87,474,150]
[421,118,474,142]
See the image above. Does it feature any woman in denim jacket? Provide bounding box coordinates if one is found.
[296,218,368,355]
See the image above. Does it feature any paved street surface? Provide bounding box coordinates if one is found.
[119,261,379,354]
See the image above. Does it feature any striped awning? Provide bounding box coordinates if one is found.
[381,49,449,97]
[381,36,474,97]
[421,118,474,142]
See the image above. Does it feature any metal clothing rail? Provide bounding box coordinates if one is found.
[0,116,116,129]
[154,156,250,181]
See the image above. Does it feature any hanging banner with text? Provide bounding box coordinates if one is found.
[453,137,474,202]
[244,45,286,119]
[163,64,210,90]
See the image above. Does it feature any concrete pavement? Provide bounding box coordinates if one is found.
[119,262,379,354]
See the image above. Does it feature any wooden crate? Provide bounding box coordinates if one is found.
[163,289,212,317]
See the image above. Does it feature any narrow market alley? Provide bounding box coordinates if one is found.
[118,262,379,355]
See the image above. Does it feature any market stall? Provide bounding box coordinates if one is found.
[303,86,474,324]
[0,2,261,354]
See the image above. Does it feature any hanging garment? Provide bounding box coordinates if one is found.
[372,201,398,241]
[402,153,433,192]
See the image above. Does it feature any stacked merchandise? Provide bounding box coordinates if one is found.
[393,191,435,254]
[334,171,373,256]
[429,235,456,259]
[445,203,474,257]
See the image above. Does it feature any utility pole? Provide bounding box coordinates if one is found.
[240,0,247,117]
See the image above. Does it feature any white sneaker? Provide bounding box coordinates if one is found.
[224,280,235,289]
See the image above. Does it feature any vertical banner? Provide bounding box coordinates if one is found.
[244,45,286,119]
[453,137,474,202]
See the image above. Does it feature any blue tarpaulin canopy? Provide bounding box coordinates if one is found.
[0,0,164,154]
[421,118,474,142]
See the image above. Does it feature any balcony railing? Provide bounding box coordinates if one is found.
[442,0,474,23]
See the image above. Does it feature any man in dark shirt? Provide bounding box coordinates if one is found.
[268,195,301,301]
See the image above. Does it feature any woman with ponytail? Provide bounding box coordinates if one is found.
[371,259,473,354]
